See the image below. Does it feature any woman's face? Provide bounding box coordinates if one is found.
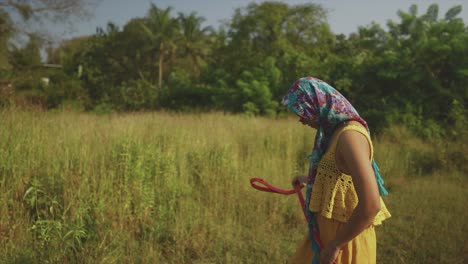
[299,117,319,129]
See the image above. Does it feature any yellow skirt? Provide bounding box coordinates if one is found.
[289,215,376,264]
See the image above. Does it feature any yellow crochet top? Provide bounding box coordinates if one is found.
[309,124,391,225]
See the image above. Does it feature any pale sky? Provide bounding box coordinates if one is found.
[50,0,468,39]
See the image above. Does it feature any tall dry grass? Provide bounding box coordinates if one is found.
[0,109,466,263]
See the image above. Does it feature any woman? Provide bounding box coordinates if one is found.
[282,77,391,264]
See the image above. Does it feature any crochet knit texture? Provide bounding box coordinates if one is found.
[309,125,391,225]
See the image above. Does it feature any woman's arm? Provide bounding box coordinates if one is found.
[320,130,381,264]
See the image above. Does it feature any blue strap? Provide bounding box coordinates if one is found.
[308,228,320,264]
[305,185,321,264]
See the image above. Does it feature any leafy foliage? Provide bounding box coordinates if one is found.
[2,2,467,135]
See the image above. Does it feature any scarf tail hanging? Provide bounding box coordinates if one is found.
[304,185,321,264]
[372,160,388,196]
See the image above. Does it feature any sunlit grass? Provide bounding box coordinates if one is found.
[0,109,466,263]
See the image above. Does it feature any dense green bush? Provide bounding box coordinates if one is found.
[117,79,158,111]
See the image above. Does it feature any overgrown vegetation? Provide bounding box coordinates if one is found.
[0,110,466,263]
[1,2,467,263]
[1,2,467,136]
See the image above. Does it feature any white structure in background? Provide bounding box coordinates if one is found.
[40,64,63,86]
[41,77,50,86]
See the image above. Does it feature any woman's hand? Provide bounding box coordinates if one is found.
[291,175,308,187]
[319,240,340,264]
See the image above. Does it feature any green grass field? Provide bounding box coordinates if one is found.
[0,109,466,263]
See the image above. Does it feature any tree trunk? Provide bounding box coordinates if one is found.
[191,54,200,76]
[158,42,164,88]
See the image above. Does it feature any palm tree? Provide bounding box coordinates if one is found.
[140,4,179,88]
[177,12,213,76]
[0,10,13,74]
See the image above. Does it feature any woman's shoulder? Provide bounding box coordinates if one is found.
[336,121,373,162]
[337,121,371,144]
[342,121,368,133]
[330,121,369,147]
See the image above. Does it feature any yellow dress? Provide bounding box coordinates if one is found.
[289,125,391,264]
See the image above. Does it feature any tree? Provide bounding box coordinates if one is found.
[10,35,42,69]
[140,4,179,88]
[47,36,90,68]
[78,22,126,105]
[329,4,468,134]
[121,18,154,82]
[0,0,100,41]
[211,1,332,104]
[0,9,13,77]
[177,12,213,77]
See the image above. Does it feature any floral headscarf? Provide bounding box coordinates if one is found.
[281,76,388,195]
